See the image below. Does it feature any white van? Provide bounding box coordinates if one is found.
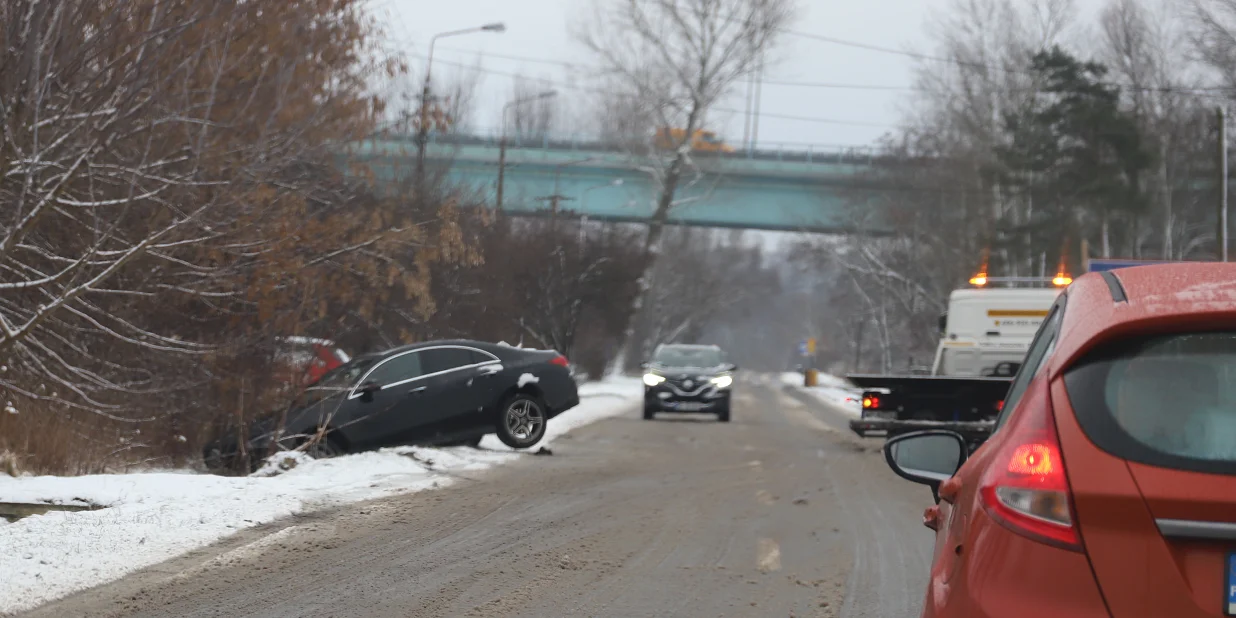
[931,288,1061,377]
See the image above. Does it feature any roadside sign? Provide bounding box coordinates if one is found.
[798,340,808,356]
[807,338,816,355]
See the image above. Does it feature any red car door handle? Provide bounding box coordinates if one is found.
[923,505,941,531]
[939,477,962,504]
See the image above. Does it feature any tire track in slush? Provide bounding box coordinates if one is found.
[774,382,931,618]
[825,440,931,618]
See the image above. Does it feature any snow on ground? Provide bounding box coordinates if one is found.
[780,372,863,417]
[0,376,642,616]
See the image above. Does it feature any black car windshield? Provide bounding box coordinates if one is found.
[653,347,722,368]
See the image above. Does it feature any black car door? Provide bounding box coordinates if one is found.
[340,350,427,448]
[465,348,503,415]
[414,346,495,439]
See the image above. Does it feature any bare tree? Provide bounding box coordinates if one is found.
[573,0,797,368]
[591,78,659,147]
[1189,0,1236,86]
[507,73,559,142]
[1100,0,1211,259]
[629,228,780,358]
[0,0,478,476]
[389,62,485,135]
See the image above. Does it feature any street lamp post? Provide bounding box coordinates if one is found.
[497,90,557,210]
[415,22,505,185]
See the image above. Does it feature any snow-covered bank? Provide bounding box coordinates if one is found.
[780,372,863,417]
[0,377,641,616]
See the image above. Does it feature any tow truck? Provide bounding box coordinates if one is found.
[846,271,1068,446]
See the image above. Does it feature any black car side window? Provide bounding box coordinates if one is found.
[993,299,1064,433]
[422,347,475,375]
[362,352,423,388]
[470,349,499,365]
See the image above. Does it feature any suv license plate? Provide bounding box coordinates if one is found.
[674,402,705,411]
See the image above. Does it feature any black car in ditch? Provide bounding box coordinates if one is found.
[204,340,579,471]
[641,344,736,422]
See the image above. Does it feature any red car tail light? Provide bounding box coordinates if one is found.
[549,355,569,367]
[979,384,1082,551]
[862,396,880,409]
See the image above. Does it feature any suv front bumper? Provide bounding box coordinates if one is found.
[645,385,730,412]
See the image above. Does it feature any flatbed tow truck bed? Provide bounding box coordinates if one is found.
[847,417,996,441]
[845,374,1011,445]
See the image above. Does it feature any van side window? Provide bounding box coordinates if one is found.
[993,300,1064,432]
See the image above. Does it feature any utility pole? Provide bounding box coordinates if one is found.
[741,74,754,150]
[498,90,556,210]
[497,135,507,209]
[415,78,432,185]
[533,193,575,233]
[1220,106,1229,262]
[751,56,764,150]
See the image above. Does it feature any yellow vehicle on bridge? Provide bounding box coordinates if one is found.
[653,127,735,153]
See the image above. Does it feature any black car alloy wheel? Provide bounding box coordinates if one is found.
[497,394,547,449]
[305,435,345,459]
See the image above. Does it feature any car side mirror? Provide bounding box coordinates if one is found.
[884,430,968,503]
[725,363,738,372]
[639,361,649,370]
[358,381,380,403]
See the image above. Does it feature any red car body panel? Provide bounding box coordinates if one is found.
[913,264,1236,618]
[922,377,1108,617]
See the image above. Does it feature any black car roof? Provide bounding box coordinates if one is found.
[370,339,535,358]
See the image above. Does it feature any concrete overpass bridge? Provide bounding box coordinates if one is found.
[347,133,898,234]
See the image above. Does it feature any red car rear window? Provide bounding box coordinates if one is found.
[1064,332,1236,473]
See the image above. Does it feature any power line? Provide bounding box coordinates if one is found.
[419,37,1231,98]
[427,43,915,92]
[781,28,1235,96]
[391,49,901,130]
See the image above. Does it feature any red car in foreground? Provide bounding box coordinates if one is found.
[885,263,1236,617]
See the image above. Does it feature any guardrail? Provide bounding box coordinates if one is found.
[374,132,883,166]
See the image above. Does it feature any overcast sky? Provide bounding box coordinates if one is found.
[380,0,1107,151]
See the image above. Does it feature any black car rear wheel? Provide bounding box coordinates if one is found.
[305,434,345,459]
[496,393,548,449]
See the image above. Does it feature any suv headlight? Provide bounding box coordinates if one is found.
[643,373,666,387]
[710,375,733,389]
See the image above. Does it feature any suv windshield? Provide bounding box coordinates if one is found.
[1066,331,1236,471]
[653,346,723,368]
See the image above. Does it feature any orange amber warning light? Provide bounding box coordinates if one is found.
[1052,272,1073,287]
[969,272,988,287]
